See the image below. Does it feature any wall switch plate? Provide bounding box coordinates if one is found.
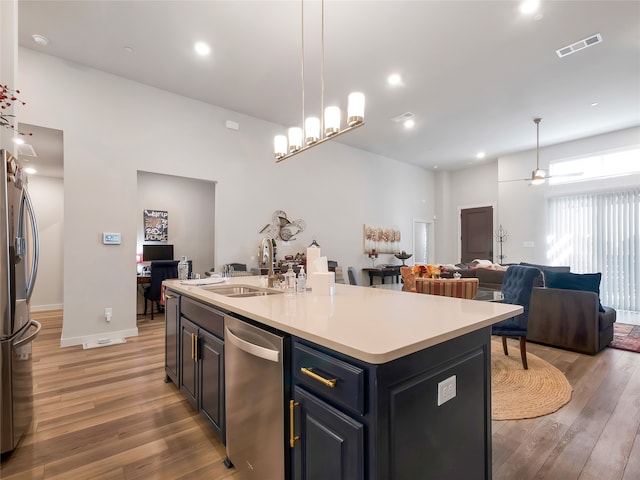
[437,375,457,406]
[103,232,121,245]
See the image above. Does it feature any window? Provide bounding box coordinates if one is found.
[549,146,640,185]
[546,189,639,311]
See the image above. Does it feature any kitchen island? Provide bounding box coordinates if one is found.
[163,276,521,480]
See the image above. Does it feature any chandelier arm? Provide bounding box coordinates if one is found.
[301,0,305,130]
[321,0,325,132]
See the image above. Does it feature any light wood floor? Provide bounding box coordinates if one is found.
[1,310,639,479]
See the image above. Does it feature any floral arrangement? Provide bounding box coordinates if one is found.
[412,264,442,278]
[368,248,379,266]
[1,85,31,136]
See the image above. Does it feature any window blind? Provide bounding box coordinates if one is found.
[547,188,639,311]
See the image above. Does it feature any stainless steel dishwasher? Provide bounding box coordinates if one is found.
[224,315,285,479]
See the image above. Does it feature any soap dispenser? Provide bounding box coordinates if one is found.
[285,264,296,295]
[178,256,189,280]
[297,265,306,293]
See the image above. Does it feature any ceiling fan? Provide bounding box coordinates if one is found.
[501,117,581,185]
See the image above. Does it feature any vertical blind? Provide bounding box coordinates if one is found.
[547,188,639,311]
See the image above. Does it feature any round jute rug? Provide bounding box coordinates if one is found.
[491,341,572,421]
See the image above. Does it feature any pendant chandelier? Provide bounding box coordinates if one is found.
[273,0,365,162]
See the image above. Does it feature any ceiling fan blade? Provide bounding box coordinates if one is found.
[498,178,532,183]
[546,172,584,179]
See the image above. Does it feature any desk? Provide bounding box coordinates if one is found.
[362,266,401,286]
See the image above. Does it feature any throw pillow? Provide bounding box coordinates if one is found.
[544,271,605,312]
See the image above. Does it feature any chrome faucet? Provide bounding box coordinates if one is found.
[261,238,278,288]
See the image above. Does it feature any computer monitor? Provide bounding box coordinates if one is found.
[142,244,174,262]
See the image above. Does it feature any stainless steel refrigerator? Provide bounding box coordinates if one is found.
[1,149,41,456]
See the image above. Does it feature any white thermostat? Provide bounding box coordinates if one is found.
[103,232,121,245]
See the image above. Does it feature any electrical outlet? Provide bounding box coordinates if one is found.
[437,375,457,406]
[104,308,112,322]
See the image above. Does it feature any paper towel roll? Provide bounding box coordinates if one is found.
[306,246,321,290]
[311,272,335,296]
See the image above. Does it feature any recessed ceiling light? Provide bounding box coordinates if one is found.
[12,138,25,145]
[24,167,37,175]
[32,33,49,47]
[476,152,486,159]
[403,119,415,129]
[519,0,540,15]
[591,102,599,107]
[123,46,134,53]
[194,41,211,56]
[433,166,438,170]
[387,73,403,86]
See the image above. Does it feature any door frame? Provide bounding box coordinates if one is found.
[457,203,498,263]
[412,218,434,266]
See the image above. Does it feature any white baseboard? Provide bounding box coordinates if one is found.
[60,327,139,348]
[31,303,64,312]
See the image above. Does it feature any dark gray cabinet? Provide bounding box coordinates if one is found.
[292,325,492,480]
[164,290,180,385]
[178,297,225,441]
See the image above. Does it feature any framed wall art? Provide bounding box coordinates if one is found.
[363,224,401,254]
[144,209,168,242]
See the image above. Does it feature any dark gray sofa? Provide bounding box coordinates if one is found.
[527,287,616,354]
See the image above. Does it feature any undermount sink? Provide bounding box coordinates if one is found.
[201,285,282,298]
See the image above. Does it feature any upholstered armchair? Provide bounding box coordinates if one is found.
[491,265,541,369]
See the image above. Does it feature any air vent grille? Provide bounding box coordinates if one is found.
[556,33,602,58]
[17,144,37,157]
[391,112,415,123]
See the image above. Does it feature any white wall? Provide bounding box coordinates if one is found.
[0,0,18,149]
[497,126,640,264]
[28,175,64,310]
[137,171,216,274]
[18,48,434,346]
[435,161,499,264]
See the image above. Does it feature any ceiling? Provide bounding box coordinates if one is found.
[16,0,640,174]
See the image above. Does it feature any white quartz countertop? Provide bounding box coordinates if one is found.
[164,276,522,364]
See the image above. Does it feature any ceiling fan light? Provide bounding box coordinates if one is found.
[531,169,546,185]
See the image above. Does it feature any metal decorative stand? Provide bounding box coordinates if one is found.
[394,252,412,266]
[495,225,508,264]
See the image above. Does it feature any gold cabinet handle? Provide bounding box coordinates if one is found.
[191,333,196,362]
[300,367,337,388]
[165,294,174,299]
[289,400,300,448]
[194,334,199,362]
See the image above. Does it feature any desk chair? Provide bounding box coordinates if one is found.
[144,260,179,319]
[491,265,541,369]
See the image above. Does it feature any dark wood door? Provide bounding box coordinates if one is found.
[460,206,493,263]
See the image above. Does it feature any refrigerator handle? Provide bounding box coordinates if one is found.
[24,189,39,302]
[13,320,42,348]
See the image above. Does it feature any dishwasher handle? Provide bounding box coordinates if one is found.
[225,326,280,363]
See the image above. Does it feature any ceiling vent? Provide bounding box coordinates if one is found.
[556,33,602,58]
[391,112,415,123]
[17,143,37,157]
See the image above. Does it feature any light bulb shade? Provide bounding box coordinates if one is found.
[531,169,546,185]
[324,106,341,136]
[305,117,320,144]
[288,127,302,152]
[274,135,288,158]
[347,92,365,126]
